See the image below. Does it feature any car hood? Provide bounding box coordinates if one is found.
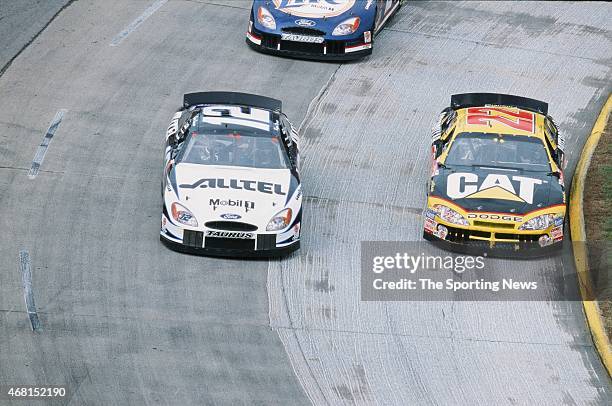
[430,166,564,214]
[172,163,297,228]
[254,0,376,31]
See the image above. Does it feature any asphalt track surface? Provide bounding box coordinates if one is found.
[0,1,610,405]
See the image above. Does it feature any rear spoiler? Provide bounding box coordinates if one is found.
[183,91,282,112]
[450,93,548,115]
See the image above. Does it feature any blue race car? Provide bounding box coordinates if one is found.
[246,0,402,60]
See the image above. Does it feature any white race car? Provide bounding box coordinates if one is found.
[160,92,302,257]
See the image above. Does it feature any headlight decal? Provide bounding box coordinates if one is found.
[332,17,360,36]
[518,213,557,230]
[171,202,198,227]
[257,6,276,30]
[267,208,293,232]
[432,204,469,226]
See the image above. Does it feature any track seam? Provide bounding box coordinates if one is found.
[0,0,77,78]
[0,306,601,349]
[384,27,603,63]
[268,63,343,406]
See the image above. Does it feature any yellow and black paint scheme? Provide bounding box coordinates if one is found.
[423,93,566,256]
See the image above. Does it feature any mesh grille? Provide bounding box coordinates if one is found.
[473,221,515,229]
[183,230,203,247]
[205,221,258,232]
[205,237,255,250]
[281,27,325,36]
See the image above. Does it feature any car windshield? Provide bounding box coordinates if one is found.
[176,112,289,169]
[444,132,550,171]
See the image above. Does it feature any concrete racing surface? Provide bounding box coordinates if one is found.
[0,0,72,73]
[0,1,610,405]
[268,2,612,405]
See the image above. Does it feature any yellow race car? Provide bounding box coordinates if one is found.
[423,93,566,256]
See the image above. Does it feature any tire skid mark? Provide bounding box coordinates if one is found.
[19,250,41,332]
[28,109,67,179]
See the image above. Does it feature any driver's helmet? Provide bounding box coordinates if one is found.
[257,138,278,167]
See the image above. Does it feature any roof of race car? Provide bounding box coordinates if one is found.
[190,104,279,134]
[453,105,547,139]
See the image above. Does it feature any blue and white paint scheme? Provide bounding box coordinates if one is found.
[246,0,401,60]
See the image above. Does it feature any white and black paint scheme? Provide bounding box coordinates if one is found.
[160,92,302,257]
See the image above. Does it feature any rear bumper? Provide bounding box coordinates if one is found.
[246,27,372,61]
[160,233,299,258]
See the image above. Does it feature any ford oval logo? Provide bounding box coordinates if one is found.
[221,213,242,220]
[295,19,316,27]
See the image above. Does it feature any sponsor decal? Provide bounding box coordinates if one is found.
[295,18,316,27]
[424,218,436,233]
[466,107,535,133]
[166,112,181,139]
[281,33,324,43]
[274,0,356,18]
[554,216,564,226]
[364,30,372,43]
[446,172,544,204]
[221,213,242,220]
[210,198,255,213]
[538,235,552,247]
[365,0,374,10]
[551,226,563,239]
[425,208,436,219]
[434,225,448,240]
[200,105,270,131]
[180,178,287,195]
[467,213,523,222]
[206,231,254,239]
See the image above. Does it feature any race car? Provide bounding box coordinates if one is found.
[423,93,567,256]
[246,0,401,60]
[160,92,302,257]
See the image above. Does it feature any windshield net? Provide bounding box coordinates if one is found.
[444,132,550,171]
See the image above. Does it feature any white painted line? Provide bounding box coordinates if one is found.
[19,250,41,332]
[28,109,67,179]
[109,0,168,46]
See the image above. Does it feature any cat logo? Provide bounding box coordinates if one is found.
[447,173,544,204]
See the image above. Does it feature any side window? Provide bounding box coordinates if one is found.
[543,117,561,165]
[279,115,299,169]
[432,108,456,158]
[544,117,558,143]
[279,116,293,147]
[434,129,454,158]
[543,135,558,164]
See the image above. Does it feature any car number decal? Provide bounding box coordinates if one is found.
[466,107,535,133]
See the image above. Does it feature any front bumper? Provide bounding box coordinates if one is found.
[422,217,564,258]
[160,213,300,258]
[246,25,373,61]
[160,233,299,258]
